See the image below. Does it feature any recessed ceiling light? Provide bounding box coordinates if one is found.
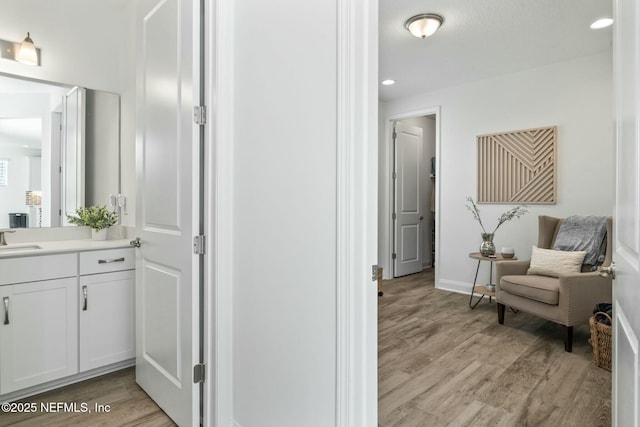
[590,18,613,29]
[405,14,444,39]
[382,79,396,86]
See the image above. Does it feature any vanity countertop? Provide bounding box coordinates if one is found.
[0,239,133,259]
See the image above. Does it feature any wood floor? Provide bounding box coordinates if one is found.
[0,368,175,427]
[379,269,611,427]
[2,268,610,426]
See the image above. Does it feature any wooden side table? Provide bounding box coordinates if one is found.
[468,252,518,309]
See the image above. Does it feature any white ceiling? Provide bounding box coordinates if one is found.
[0,118,42,148]
[379,0,613,102]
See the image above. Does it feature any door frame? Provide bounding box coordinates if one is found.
[204,0,233,425]
[384,107,441,282]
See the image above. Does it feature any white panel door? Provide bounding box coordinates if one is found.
[613,1,640,425]
[135,0,200,425]
[61,87,85,225]
[393,122,423,277]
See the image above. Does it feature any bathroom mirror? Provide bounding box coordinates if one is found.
[0,73,120,228]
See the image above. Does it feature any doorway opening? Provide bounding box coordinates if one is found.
[381,107,440,281]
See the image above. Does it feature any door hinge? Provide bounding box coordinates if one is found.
[392,130,397,140]
[193,235,206,255]
[193,105,207,125]
[392,171,397,180]
[193,363,205,384]
[371,265,379,281]
[392,253,397,260]
[392,212,396,220]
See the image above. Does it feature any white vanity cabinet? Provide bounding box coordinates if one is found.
[0,243,136,400]
[0,254,79,395]
[79,248,135,371]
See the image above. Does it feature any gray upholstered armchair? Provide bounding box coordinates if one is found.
[496,215,612,352]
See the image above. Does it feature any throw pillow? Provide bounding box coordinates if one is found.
[527,246,587,278]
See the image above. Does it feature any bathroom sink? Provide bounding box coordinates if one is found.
[0,244,42,254]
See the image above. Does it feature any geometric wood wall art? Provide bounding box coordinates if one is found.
[477,125,557,204]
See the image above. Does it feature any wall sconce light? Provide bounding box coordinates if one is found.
[405,14,444,39]
[0,32,41,66]
[16,33,38,65]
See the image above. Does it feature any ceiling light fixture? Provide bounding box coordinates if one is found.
[16,33,38,65]
[382,79,396,86]
[405,14,444,39]
[590,18,613,30]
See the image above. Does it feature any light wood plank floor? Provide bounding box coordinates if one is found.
[2,268,611,426]
[379,269,611,427]
[0,368,175,427]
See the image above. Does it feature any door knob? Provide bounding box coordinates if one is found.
[599,262,616,279]
[419,216,424,220]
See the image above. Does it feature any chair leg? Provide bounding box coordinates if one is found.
[563,325,573,352]
[497,303,505,324]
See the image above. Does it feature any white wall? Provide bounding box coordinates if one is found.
[0,0,125,92]
[381,51,614,291]
[231,1,338,424]
[119,1,137,227]
[0,0,137,228]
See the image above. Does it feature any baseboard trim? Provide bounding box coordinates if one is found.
[0,359,135,403]
[437,279,474,295]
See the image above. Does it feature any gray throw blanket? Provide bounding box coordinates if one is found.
[553,215,607,266]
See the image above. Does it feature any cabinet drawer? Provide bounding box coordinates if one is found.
[80,248,135,275]
[0,253,77,286]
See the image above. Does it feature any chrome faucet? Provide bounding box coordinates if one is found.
[0,230,16,246]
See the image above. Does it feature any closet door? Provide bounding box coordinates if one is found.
[393,122,423,277]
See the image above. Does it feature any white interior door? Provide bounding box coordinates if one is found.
[61,87,85,225]
[613,1,640,425]
[393,122,423,277]
[135,0,200,425]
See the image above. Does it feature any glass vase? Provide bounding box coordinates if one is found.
[480,233,496,257]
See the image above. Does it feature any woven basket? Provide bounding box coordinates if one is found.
[589,311,612,371]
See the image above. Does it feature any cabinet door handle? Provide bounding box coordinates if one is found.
[3,297,8,325]
[98,257,125,264]
[82,286,88,311]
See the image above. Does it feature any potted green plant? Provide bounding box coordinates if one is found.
[67,205,118,240]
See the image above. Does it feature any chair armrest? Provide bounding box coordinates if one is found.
[496,260,530,279]
[558,272,612,325]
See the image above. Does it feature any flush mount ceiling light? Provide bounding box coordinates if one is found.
[16,33,38,65]
[405,14,444,39]
[381,79,396,86]
[590,18,613,29]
